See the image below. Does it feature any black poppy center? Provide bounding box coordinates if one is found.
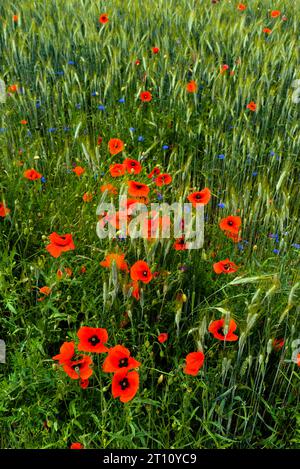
[227,220,233,226]
[135,184,143,189]
[119,358,129,368]
[143,270,148,277]
[72,363,82,372]
[195,194,201,200]
[88,335,101,346]
[217,327,225,336]
[223,263,231,270]
[119,378,129,390]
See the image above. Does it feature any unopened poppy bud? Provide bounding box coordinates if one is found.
[157,374,164,384]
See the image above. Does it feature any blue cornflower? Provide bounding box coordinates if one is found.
[238,243,244,251]
[63,127,70,131]
[129,127,135,132]
[270,151,275,156]
[157,193,163,201]
[217,154,225,160]
[68,61,75,65]
[75,104,81,109]
[36,101,41,108]
[273,249,280,255]
[292,243,300,249]
[118,98,125,103]
[98,105,105,111]
[48,127,56,133]
[41,176,46,183]
[55,70,64,76]
[162,145,169,150]
[252,171,258,176]
[218,202,225,208]
[91,91,98,96]
[138,136,144,142]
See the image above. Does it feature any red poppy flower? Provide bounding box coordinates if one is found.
[155,173,172,187]
[46,232,75,258]
[8,84,17,92]
[135,59,141,66]
[0,203,10,217]
[273,338,285,352]
[20,120,28,125]
[82,192,93,202]
[263,28,272,34]
[130,260,152,284]
[99,13,109,24]
[184,351,205,376]
[109,163,126,177]
[97,135,103,145]
[140,91,152,102]
[70,443,84,450]
[224,230,242,243]
[80,265,87,274]
[100,253,129,272]
[127,181,150,198]
[124,158,142,175]
[208,318,238,341]
[270,10,280,18]
[297,353,300,367]
[112,369,139,403]
[108,138,124,155]
[38,286,51,301]
[188,188,211,207]
[56,267,73,279]
[148,167,160,178]
[152,47,160,54]
[186,80,197,93]
[63,355,93,380]
[213,259,238,274]
[100,183,117,195]
[247,101,257,111]
[77,326,109,353]
[237,3,246,10]
[219,215,241,234]
[130,280,140,300]
[73,166,85,176]
[24,168,42,180]
[52,341,75,364]
[103,345,141,373]
[158,333,168,344]
[174,237,187,250]
[80,379,89,389]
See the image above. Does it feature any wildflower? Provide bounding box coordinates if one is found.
[100,183,117,195]
[82,192,93,202]
[152,47,160,54]
[99,13,109,23]
[77,326,109,353]
[112,369,139,403]
[24,169,42,180]
[208,318,238,341]
[38,286,52,301]
[13,15,19,22]
[270,10,280,18]
[73,166,85,176]
[46,233,75,258]
[124,158,142,175]
[80,379,89,389]
[118,98,125,103]
[100,253,129,272]
[108,138,124,155]
[220,64,229,74]
[103,345,140,373]
[70,443,84,450]
[174,237,187,251]
[0,203,10,217]
[140,91,152,102]
[247,101,257,111]
[187,188,211,207]
[148,167,160,178]
[8,84,17,92]
[218,202,225,208]
[184,352,205,376]
[98,105,105,111]
[186,80,197,93]
[97,135,103,145]
[20,120,28,125]
[237,3,247,11]
[213,259,238,274]
[273,338,284,352]
[263,28,272,34]
[130,260,152,284]
[127,181,150,198]
[109,163,126,177]
[158,333,168,344]
[135,59,141,66]
[155,173,172,187]
[219,215,241,234]
[63,355,93,380]
[52,341,75,364]
[138,135,144,142]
